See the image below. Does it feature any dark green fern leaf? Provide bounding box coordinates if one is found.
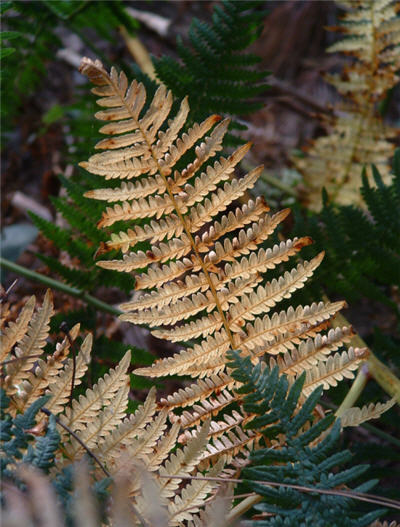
[154,0,269,145]
[1,395,51,477]
[22,414,60,472]
[292,150,400,315]
[228,351,384,527]
[29,183,135,294]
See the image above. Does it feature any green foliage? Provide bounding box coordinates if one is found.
[0,388,110,524]
[0,390,58,476]
[29,173,134,294]
[291,151,400,397]
[1,0,137,140]
[154,0,269,144]
[228,352,384,527]
[293,150,400,318]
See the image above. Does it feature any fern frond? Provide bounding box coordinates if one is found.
[240,301,346,354]
[63,350,130,431]
[168,458,224,525]
[64,383,130,459]
[94,386,158,461]
[186,483,234,527]
[159,373,235,411]
[302,347,368,396]
[147,422,181,471]
[0,295,35,362]
[153,0,269,145]
[199,425,259,468]
[16,324,81,413]
[228,351,383,526]
[179,410,247,444]
[4,290,54,395]
[340,399,396,428]
[81,59,367,483]
[292,151,400,348]
[44,333,92,417]
[178,391,240,431]
[185,302,345,379]
[2,294,226,525]
[159,420,211,498]
[294,0,399,210]
[270,326,355,376]
[121,410,170,466]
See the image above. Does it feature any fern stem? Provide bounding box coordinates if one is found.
[0,257,121,317]
[41,407,111,478]
[226,494,262,523]
[335,364,369,418]
[159,474,400,510]
[321,400,400,448]
[324,295,400,405]
[102,69,236,349]
[368,353,400,405]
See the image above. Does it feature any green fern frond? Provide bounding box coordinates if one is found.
[228,352,384,527]
[293,150,400,319]
[154,0,269,144]
[1,392,52,472]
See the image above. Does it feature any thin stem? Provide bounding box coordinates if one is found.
[158,474,400,510]
[335,364,369,418]
[60,322,76,410]
[0,257,121,317]
[41,407,110,478]
[368,353,400,404]
[320,400,400,448]
[227,494,262,523]
[103,67,237,349]
[1,354,42,367]
[323,294,400,405]
[0,278,18,303]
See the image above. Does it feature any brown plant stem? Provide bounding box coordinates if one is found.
[324,295,400,405]
[59,322,76,410]
[41,408,111,478]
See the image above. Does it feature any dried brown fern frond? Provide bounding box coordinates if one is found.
[294,0,399,210]
[1,292,224,526]
[80,58,366,468]
[339,398,396,428]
